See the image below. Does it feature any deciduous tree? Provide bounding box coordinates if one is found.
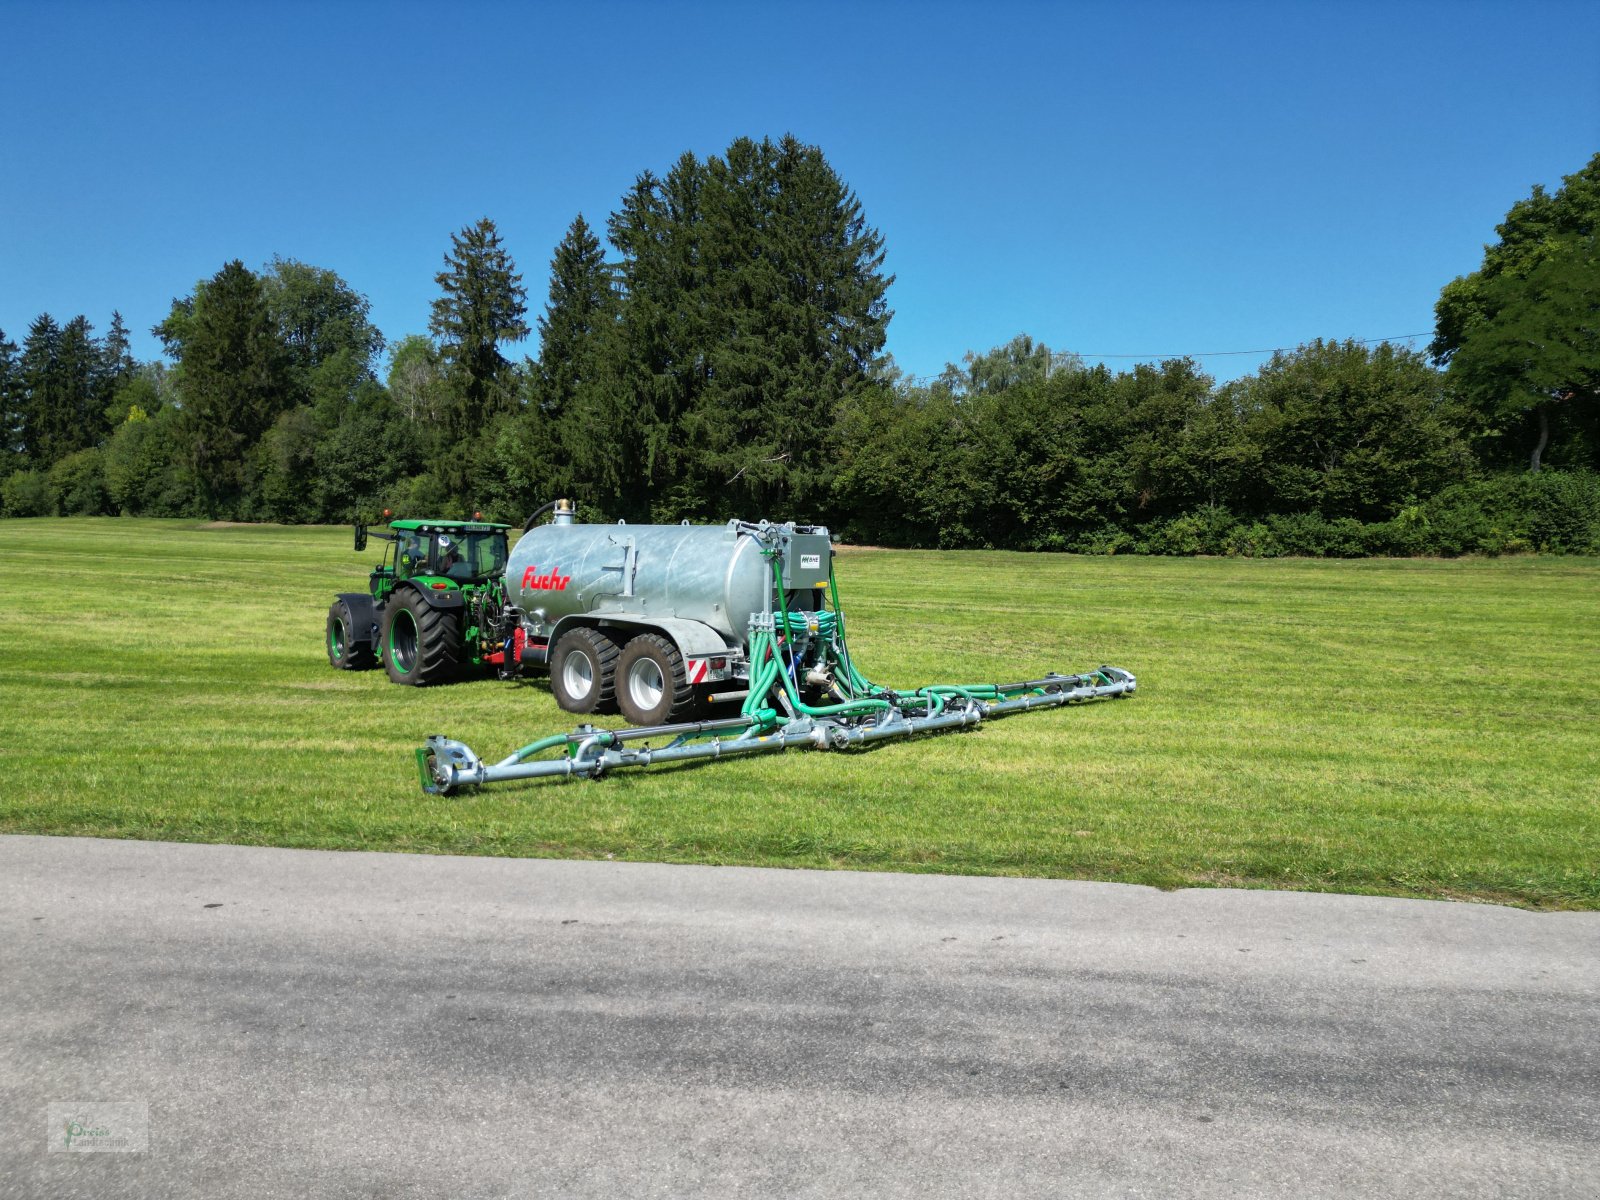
[1432,153,1600,470]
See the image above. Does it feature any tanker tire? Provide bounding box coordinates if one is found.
[381,590,461,686]
[550,627,619,715]
[616,634,699,727]
[326,599,377,671]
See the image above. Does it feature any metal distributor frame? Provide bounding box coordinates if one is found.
[417,522,1135,795]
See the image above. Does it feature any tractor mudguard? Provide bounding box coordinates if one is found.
[335,592,380,648]
[394,581,467,612]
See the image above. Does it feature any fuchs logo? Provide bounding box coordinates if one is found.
[521,565,571,591]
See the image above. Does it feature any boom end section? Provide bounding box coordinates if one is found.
[417,735,484,795]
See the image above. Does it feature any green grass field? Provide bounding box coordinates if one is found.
[2,517,1597,908]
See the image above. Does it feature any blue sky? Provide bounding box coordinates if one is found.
[1,0,1596,383]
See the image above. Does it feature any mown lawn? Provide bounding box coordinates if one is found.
[1,517,1596,908]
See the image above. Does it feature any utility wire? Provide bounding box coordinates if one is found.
[1077,332,1432,359]
[897,332,1434,386]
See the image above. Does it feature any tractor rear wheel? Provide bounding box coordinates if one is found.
[615,633,699,727]
[326,599,377,671]
[550,627,619,715]
[381,590,461,686]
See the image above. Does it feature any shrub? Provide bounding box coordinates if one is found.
[1418,470,1600,556]
[1258,512,1368,557]
[1521,470,1600,554]
[1,469,51,517]
[1135,506,1238,555]
[1224,521,1282,558]
[47,449,110,516]
[1071,524,1135,555]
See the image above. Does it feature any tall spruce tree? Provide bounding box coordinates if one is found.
[429,218,529,432]
[55,316,107,455]
[101,310,137,382]
[532,215,617,417]
[604,156,711,518]
[517,215,621,515]
[429,218,530,508]
[599,136,892,520]
[698,136,892,517]
[0,328,22,467]
[155,260,293,515]
[18,315,67,463]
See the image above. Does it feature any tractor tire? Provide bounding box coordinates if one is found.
[381,590,461,686]
[550,627,619,715]
[326,599,377,671]
[615,633,699,727]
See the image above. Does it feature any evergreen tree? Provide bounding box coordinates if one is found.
[429,218,529,432]
[101,311,137,393]
[156,260,293,515]
[57,316,107,453]
[599,137,893,521]
[533,215,618,416]
[0,328,20,467]
[515,215,621,517]
[603,157,711,519]
[18,315,66,462]
[428,218,530,508]
[14,313,109,470]
[99,312,155,432]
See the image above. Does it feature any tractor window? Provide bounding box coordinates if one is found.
[460,532,508,580]
[431,531,507,582]
[396,532,429,579]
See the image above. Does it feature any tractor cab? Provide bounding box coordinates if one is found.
[356,519,510,596]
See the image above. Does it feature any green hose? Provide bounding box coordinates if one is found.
[512,732,582,762]
[734,548,1056,734]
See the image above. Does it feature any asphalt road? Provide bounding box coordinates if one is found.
[1,835,1595,1199]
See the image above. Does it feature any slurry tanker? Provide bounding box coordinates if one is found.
[327,500,1136,793]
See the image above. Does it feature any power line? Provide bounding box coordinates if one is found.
[898,332,1434,386]
[1077,332,1432,359]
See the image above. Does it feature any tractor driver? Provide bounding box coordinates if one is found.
[437,535,463,576]
[397,531,428,577]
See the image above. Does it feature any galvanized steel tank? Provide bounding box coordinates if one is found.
[507,520,773,645]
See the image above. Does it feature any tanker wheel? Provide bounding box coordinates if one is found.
[616,634,699,727]
[550,627,619,715]
[326,599,376,671]
[381,590,461,686]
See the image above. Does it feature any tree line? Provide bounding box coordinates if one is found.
[2,138,1595,556]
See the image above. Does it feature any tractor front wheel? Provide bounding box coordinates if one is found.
[326,599,377,671]
[381,591,461,686]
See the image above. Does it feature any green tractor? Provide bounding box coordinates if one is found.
[326,517,516,686]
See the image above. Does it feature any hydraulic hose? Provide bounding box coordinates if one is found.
[522,500,559,532]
